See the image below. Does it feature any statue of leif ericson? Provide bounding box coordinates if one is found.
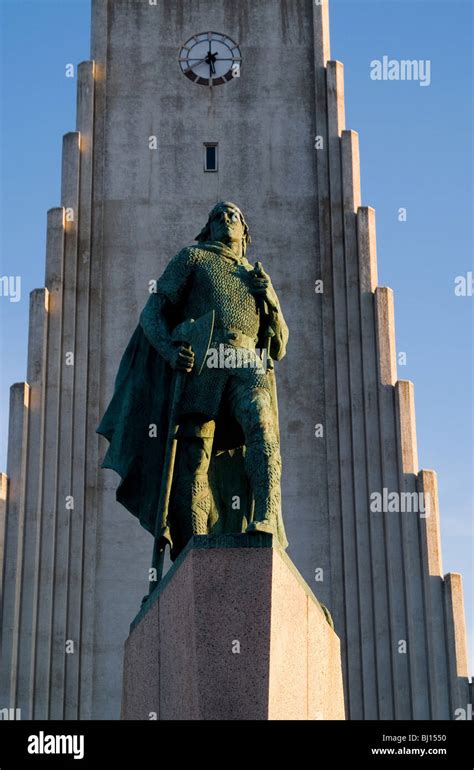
[97,201,289,593]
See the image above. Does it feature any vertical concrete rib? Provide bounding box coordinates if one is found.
[417,469,450,718]
[374,288,411,718]
[341,130,378,719]
[91,0,109,65]
[63,60,95,721]
[418,470,443,578]
[395,380,430,718]
[0,383,29,709]
[395,381,419,472]
[48,132,80,719]
[16,289,49,718]
[83,11,109,716]
[357,208,393,719]
[375,289,397,387]
[357,208,378,294]
[0,474,8,607]
[312,10,346,714]
[313,0,331,68]
[444,573,470,715]
[33,209,65,718]
[326,61,363,719]
[312,44,347,709]
[327,60,345,133]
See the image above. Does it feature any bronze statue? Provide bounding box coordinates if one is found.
[97,202,289,590]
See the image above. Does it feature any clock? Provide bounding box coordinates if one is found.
[179,32,242,86]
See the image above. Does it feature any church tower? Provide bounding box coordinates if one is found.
[1,0,471,720]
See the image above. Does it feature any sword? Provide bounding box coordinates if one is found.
[254,261,275,371]
[146,310,215,600]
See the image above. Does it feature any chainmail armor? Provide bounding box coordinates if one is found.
[156,245,261,341]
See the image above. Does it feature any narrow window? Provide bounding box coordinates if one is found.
[204,143,218,172]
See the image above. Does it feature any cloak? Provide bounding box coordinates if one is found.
[97,321,288,555]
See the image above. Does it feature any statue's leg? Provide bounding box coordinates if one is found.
[169,415,215,558]
[228,380,282,536]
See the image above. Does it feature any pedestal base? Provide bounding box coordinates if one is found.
[121,534,345,720]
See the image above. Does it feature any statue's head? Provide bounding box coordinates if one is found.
[195,201,251,258]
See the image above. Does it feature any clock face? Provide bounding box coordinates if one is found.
[179,32,242,86]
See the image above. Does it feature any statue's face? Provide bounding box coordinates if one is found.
[209,205,245,252]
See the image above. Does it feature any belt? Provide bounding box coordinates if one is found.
[212,327,258,352]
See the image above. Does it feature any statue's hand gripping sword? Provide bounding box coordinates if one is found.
[253,261,275,371]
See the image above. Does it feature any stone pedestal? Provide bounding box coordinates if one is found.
[121,534,345,720]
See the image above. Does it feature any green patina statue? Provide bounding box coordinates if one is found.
[97,201,289,588]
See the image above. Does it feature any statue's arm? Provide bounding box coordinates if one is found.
[139,292,176,364]
[140,247,194,363]
[268,298,289,361]
[250,261,288,361]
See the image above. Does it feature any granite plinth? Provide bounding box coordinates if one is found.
[121,534,345,720]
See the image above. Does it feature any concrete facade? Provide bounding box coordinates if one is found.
[0,0,471,719]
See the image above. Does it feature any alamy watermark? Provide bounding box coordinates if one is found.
[0,707,21,720]
[454,271,473,296]
[206,343,269,371]
[370,56,431,87]
[370,488,431,517]
[27,731,84,760]
[0,275,21,302]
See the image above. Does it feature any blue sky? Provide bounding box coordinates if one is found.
[0,0,472,672]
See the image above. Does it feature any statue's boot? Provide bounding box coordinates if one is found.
[173,472,211,547]
[243,438,282,539]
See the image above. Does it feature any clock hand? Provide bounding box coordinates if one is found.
[183,55,218,76]
[181,57,208,72]
[205,51,217,76]
[210,51,218,75]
